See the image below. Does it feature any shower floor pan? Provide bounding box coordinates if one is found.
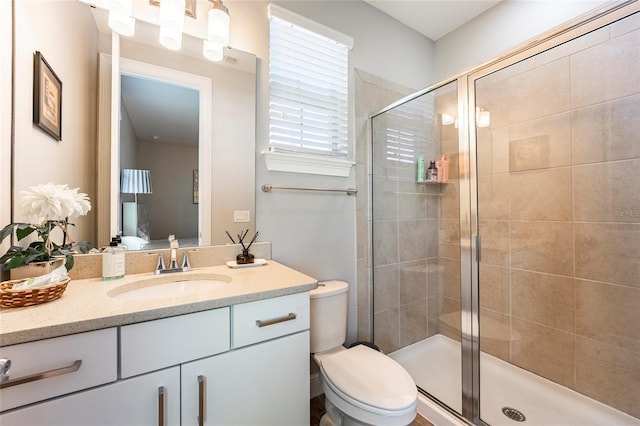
[390,334,639,426]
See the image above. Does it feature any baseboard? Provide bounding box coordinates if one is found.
[310,372,323,398]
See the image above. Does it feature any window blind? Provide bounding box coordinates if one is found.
[269,13,350,158]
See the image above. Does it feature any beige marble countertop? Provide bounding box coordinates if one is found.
[0,261,317,347]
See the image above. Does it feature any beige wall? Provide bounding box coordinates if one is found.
[12,1,98,245]
[0,0,12,255]
[138,140,198,240]
[474,14,640,418]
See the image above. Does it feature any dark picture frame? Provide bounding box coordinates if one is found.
[33,51,62,141]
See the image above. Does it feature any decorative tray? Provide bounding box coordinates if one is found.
[225,259,268,269]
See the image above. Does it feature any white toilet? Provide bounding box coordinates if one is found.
[310,280,418,426]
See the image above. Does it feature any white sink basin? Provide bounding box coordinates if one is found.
[108,273,232,301]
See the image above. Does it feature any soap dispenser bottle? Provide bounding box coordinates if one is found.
[102,237,125,280]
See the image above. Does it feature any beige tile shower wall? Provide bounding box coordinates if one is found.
[476,14,640,419]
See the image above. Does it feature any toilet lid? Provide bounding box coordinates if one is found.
[320,345,417,411]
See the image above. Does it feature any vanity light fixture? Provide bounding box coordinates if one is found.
[203,0,230,62]
[108,0,136,36]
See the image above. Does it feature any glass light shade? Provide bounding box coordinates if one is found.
[108,0,135,36]
[208,7,230,47]
[159,0,186,50]
[203,39,224,62]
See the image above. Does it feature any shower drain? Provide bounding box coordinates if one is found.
[502,407,526,422]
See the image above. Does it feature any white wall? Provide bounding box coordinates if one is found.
[223,1,434,343]
[434,0,609,81]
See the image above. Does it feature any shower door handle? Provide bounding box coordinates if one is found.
[475,234,481,262]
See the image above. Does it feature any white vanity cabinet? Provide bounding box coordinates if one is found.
[182,292,310,426]
[0,291,310,426]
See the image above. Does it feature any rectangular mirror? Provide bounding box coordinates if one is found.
[12,0,256,251]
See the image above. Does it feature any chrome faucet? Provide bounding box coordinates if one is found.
[154,235,192,274]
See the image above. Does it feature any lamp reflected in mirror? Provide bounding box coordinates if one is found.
[120,169,153,240]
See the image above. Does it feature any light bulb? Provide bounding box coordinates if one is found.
[159,0,186,50]
[208,2,230,47]
[203,39,224,61]
[108,0,135,36]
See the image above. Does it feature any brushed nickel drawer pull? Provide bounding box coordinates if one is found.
[198,375,205,426]
[158,386,166,426]
[0,359,82,389]
[255,313,297,328]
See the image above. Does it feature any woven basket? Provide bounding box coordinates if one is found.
[0,278,70,308]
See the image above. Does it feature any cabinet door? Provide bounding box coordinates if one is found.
[182,331,309,426]
[1,367,180,426]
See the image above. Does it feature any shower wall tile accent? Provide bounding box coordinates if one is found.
[574,336,640,419]
[478,175,510,220]
[400,300,429,347]
[570,30,640,107]
[575,279,640,353]
[574,222,640,287]
[511,270,574,332]
[511,317,576,389]
[571,95,640,164]
[510,221,574,276]
[508,113,572,171]
[509,167,572,220]
[507,58,571,124]
[479,308,510,360]
[573,159,640,223]
[478,264,510,314]
[399,260,428,304]
[476,14,640,418]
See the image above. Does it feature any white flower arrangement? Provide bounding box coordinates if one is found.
[1,183,92,272]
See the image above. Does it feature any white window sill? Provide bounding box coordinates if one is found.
[263,151,354,177]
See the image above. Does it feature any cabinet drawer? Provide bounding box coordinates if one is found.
[233,292,309,348]
[0,328,117,412]
[120,308,230,378]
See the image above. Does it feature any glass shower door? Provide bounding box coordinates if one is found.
[474,10,640,425]
[371,81,464,415]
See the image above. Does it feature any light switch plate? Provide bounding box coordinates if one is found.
[234,210,250,222]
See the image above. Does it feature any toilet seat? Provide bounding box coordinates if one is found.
[319,345,417,413]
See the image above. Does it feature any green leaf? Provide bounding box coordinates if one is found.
[0,223,16,243]
[16,225,36,241]
[2,256,27,271]
[64,254,74,271]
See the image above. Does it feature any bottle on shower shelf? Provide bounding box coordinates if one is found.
[426,161,438,183]
[436,154,449,183]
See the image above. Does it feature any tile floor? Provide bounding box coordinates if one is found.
[310,395,434,426]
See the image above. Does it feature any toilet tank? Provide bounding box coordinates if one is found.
[309,280,349,353]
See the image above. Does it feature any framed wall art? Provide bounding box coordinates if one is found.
[33,51,62,141]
